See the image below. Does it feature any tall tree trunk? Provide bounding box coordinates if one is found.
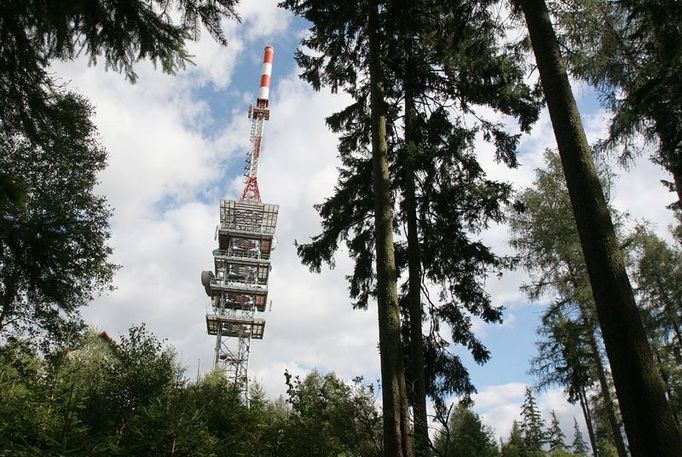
[587,326,628,457]
[578,387,600,457]
[368,4,413,457]
[518,1,682,455]
[573,295,628,457]
[404,76,429,457]
[569,275,627,456]
[653,350,680,425]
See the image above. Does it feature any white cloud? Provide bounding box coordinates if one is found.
[52,58,226,222]
[186,22,244,88]
[238,0,292,41]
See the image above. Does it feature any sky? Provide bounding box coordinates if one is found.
[51,0,676,443]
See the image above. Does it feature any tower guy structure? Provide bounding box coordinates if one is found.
[201,45,278,388]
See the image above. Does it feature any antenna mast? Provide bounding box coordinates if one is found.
[241,45,274,202]
[201,46,279,396]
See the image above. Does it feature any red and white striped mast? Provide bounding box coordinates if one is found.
[240,45,274,202]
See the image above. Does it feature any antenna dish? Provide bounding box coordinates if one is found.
[201,270,214,296]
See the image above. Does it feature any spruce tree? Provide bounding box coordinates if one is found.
[547,411,566,452]
[0,0,238,141]
[279,2,413,454]
[434,404,499,457]
[368,3,413,454]
[571,419,589,457]
[520,386,546,453]
[501,420,527,457]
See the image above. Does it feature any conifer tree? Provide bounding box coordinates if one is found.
[368,3,413,454]
[571,419,589,457]
[628,226,682,421]
[551,0,682,209]
[520,387,546,453]
[0,0,239,344]
[0,0,239,139]
[530,309,599,456]
[513,1,681,452]
[511,150,626,457]
[630,226,682,353]
[287,2,539,451]
[500,420,527,457]
[547,411,566,452]
[434,404,499,457]
[278,2,413,454]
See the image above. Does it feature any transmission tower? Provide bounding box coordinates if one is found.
[201,45,278,392]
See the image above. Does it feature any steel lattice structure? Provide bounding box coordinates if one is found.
[201,46,278,393]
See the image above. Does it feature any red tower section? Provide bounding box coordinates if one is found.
[240,45,274,203]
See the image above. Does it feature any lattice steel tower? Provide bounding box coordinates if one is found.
[201,45,278,389]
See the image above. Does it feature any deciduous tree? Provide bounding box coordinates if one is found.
[0,94,115,345]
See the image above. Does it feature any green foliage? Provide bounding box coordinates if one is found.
[82,325,179,439]
[120,392,217,457]
[0,331,385,457]
[509,151,588,390]
[630,225,682,345]
[434,404,500,457]
[571,419,589,457]
[627,225,682,418]
[548,450,578,457]
[511,150,633,453]
[551,0,682,205]
[597,440,619,457]
[0,93,116,346]
[0,0,239,138]
[1,0,239,347]
[500,420,527,457]
[520,387,546,452]
[0,339,54,456]
[285,0,541,414]
[510,150,601,402]
[283,370,382,457]
[547,411,566,452]
[501,412,579,457]
[509,149,603,304]
[530,305,595,404]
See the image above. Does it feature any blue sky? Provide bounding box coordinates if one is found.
[51,0,676,442]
